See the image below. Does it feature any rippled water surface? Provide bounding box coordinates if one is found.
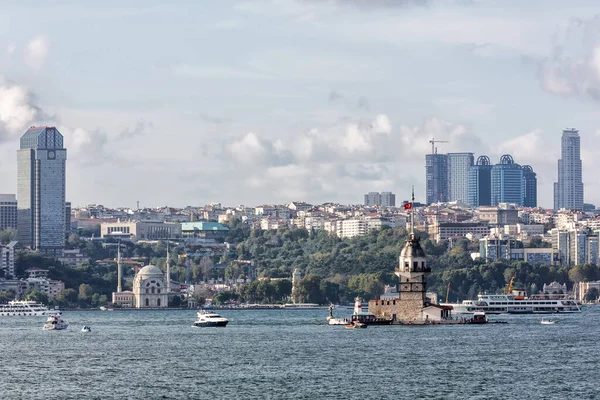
[1,306,598,399]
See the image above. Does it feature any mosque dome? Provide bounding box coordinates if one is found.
[136,265,164,279]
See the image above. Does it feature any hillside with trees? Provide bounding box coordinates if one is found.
[8,220,599,306]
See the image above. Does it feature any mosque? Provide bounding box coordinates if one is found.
[112,244,173,308]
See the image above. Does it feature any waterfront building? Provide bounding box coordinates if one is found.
[132,264,168,308]
[17,126,67,256]
[0,194,17,230]
[291,268,302,304]
[447,152,474,204]
[522,166,537,207]
[467,156,492,207]
[554,128,584,211]
[491,155,523,206]
[576,281,600,302]
[425,154,448,204]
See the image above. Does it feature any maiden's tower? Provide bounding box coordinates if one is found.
[367,190,452,323]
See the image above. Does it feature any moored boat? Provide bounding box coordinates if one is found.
[458,290,581,314]
[350,297,392,325]
[541,318,558,325]
[327,304,350,325]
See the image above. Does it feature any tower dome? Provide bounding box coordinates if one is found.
[397,233,429,273]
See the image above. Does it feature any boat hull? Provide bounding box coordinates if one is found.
[193,321,228,327]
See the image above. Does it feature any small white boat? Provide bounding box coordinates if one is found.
[327,304,350,325]
[192,310,229,327]
[541,318,557,325]
[81,326,92,333]
[43,312,69,331]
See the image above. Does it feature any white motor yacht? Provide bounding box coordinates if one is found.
[81,326,92,333]
[43,312,69,331]
[192,310,229,327]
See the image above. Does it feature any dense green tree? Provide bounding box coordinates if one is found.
[25,290,49,305]
[584,287,599,302]
[0,228,16,244]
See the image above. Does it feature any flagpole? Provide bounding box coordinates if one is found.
[410,185,415,235]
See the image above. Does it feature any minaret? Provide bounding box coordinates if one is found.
[166,242,171,293]
[117,240,122,293]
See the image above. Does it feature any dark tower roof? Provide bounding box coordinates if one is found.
[400,233,426,258]
[499,154,514,165]
[476,155,491,166]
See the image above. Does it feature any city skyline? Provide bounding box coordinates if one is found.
[1,1,600,208]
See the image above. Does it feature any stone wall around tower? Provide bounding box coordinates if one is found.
[369,298,425,322]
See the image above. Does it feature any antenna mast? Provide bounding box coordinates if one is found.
[410,185,415,235]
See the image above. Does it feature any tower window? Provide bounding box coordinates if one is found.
[413,261,418,270]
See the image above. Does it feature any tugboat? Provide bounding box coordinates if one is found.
[350,297,393,325]
[192,310,229,327]
[43,312,69,331]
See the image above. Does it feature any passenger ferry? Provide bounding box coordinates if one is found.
[0,300,53,316]
[458,290,581,314]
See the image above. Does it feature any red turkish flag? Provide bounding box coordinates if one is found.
[403,202,412,210]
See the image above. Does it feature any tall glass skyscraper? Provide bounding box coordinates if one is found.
[425,154,448,204]
[447,152,474,204]
[554,129,584,210]
[522,165,537,207]
[467,155,492,207]
[17,127,67,256]
[491,155,523,206]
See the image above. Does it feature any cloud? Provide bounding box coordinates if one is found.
[219,113,483,203]
[0,78,46,141]
[25,35,50,71]
[539,15,600,100]
[6,43,16,56]
[118,119,153,139]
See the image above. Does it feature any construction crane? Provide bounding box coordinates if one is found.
[429,137,449,154]
[506,274,516,295]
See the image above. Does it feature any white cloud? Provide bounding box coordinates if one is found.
[6,43,16,56]
[0,78,44,140]
[25,35,50,71]
[539,16,600,100]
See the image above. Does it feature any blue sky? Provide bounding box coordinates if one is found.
[1,0,600,208]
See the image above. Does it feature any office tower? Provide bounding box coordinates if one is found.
[425,154,448,204]
[467,156,492,207]
[364,192,396,207]
[17,126,67,256]
[554,128,584,210]
[522,165,537,207]
[491,155,523,206]
[447,152,474,203]
[0,194,18,230]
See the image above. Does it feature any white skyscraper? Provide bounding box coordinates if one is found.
[447,152,474,204]
[17,126,67,256]
[554,129,584,211]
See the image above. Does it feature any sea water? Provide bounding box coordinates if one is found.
[1,306,598,399]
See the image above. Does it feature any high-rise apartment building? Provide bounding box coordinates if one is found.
[17,126,67,256]
[447,152,474,204]
[0,194,17,230]
[425,154,448,204]
[522,166,537,208]
[554,128,584,210]
[364,192,396,207]
[491,155,523,206]
[467,156,492,207]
